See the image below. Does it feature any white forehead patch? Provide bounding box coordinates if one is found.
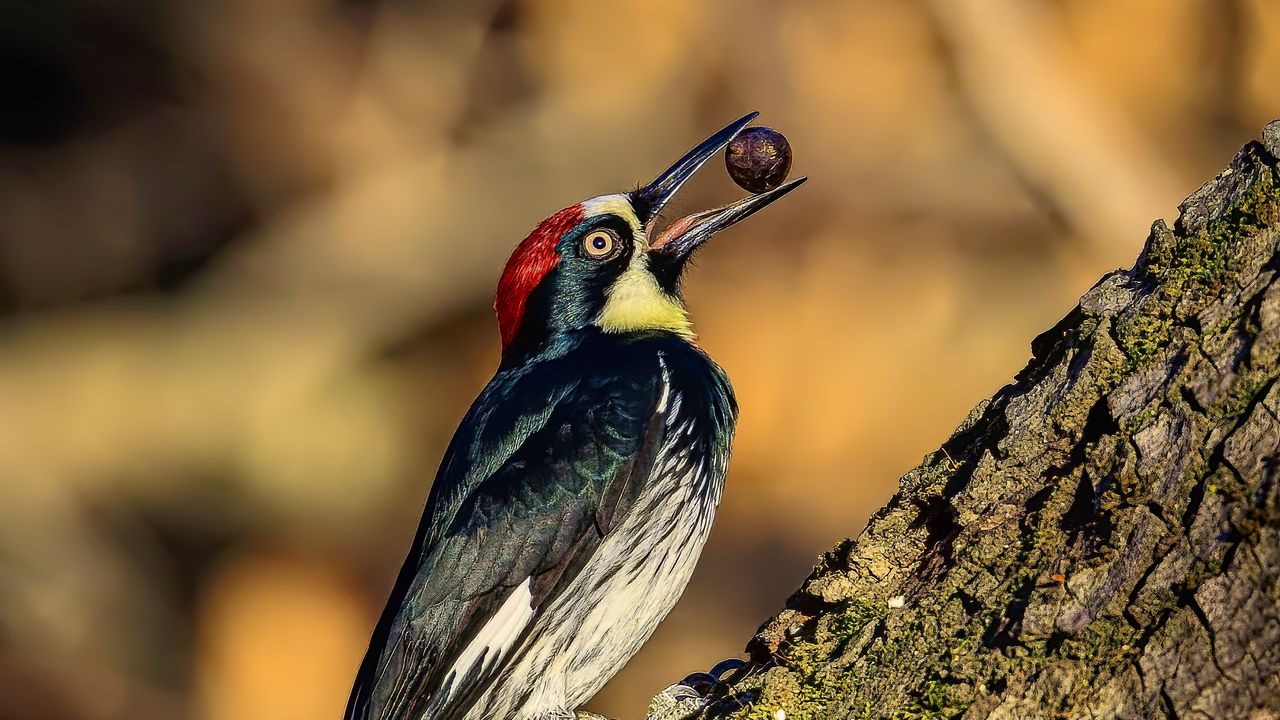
[581,194,646,247]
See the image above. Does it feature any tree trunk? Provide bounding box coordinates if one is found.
[705,123,1280,719]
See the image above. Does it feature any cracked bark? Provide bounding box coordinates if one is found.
[692,123,1280,719]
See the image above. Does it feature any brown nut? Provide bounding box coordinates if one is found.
[725,126,793,194]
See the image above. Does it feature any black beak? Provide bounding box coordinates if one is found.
[629,112,807,291]
[649,175,805,259]
[629,112,759,227]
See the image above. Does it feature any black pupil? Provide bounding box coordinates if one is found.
[592,235,608,250]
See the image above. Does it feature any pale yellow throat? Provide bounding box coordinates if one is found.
[582,193,693,340]
[597,264,693,340]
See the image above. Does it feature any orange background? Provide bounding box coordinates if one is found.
[0,1,1276,718]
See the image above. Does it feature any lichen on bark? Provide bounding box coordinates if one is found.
[707,122,1280,719]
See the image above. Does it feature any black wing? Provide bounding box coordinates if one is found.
[345,341,671,720]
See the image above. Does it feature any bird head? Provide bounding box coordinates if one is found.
[494,112,805,363]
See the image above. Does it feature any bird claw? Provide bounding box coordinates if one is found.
[645,682,709,720]
[644,658,747,720]
[707,658,746,679]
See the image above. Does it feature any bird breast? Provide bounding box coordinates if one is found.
[472,391,726,719]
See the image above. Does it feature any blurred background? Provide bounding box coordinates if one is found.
[0,0,1275,718]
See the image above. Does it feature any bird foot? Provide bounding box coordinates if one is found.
[643,658,747,720]
[645,682,706,720]
[573,659,748,720]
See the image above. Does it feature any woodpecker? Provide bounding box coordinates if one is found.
[345,113,805,720]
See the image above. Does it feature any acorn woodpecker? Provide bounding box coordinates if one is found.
[345,113,805,720]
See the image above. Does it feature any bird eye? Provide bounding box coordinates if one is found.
[582,230,619,260]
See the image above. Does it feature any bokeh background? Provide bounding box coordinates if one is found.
[0,1,1276,718]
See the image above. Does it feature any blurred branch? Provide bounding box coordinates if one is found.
[927,0,1184,265]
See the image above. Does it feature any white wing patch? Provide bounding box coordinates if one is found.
[439,578,534,705]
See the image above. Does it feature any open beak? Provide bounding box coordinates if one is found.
[629,112,807,289]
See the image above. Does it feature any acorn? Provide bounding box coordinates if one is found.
[725,126,793,194]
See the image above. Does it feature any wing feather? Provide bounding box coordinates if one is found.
[346,340,671,720]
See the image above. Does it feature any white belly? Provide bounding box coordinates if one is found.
[466,446,722,719]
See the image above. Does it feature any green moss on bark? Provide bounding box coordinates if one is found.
[713,131,1280,720]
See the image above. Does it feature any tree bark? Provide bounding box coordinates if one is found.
[704,123,1280,719]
